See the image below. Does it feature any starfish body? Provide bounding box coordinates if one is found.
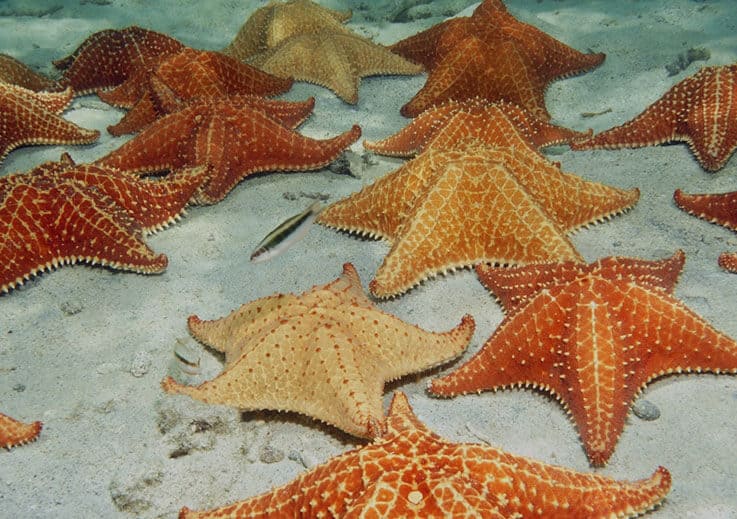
[0,412,42,449]
[0,180,167,293]
[178,392,671,519]
[571,64,737,171]
[674,188,737,272]
[161,264,475,438]
[364,99,590,157]
[0,83,99,165]
[222,0,353,61]
[318,141,638,298]
[94,98,361,204]
[430,251,737,465]
[55,26,185,98]
[247,31,423,104]
[0,53,59,91]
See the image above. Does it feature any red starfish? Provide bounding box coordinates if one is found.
[0,83,99,166]
[430,251,737,465]
[178,392,671,519]
[572,64,737,171]
[0,412,42,449]
[0,53,59,91]
[0,179,167,294]
[106,48,295,135]
[364,99,590,157]
[674,188,737,272]
[94,97,361,204]
[55,26,185,99]
[391,0,604,118]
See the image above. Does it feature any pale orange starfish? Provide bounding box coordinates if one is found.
[178,392,671,519]
[0,412,42,449]
[571,63,737,171]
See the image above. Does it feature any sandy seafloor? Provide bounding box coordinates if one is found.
[1,0,737,517]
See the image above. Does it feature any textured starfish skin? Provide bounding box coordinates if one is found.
[674,188,737,272]
[0,412,42,449]
[430,251,737,465]
[106,48,295,135]
[94,98,361,204]
[364,99,590,157]
[222,0,353,61]
[178,391,671,519]
[572,64,737,171]
[318,142,638,298]
[0,83,99,165]
[392,0,604,118]
[1,153,207,233]
[247,31,423,104]
[0,53,59,91]
[161,264,474,438]
[0,181,167,293]
[55,26,185,98]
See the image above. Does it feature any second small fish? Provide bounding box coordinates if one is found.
[250,201,323,263]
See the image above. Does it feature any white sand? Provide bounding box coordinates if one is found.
[1,1,736,517]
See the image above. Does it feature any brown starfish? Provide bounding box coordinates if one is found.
[0,53,59,91]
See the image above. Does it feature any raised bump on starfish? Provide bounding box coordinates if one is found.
[161,263,475,438]
[571,63,737,172]
[0,412,42,449]
[430,250,737,465]
[177,391,670,519]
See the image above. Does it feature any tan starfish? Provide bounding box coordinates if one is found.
[318,142,639,298]
[178,392,671,519]
[161,263,475,438]
[222,0,353,61]
[247,30,423,104]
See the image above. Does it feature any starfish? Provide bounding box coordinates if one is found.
[107,48,298,135]
[0,83,99,166]
[161,264,475,438]
[1,153,207,233]
[674,188,737,272]
[0,412,42,449]
[0,180,167,294]
[222,0,353,61]
[54,26,185,100]
[318,141,638,298]
[247,31,423,104]
[94,97,361,204]
[364,99,591,157]
[391,0,605,118]
[0,53,59,91]
[178,391,671,519]
[571,64,737,171]
[430,251,737,466]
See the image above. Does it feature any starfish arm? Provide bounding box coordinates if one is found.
[674,189,737,232]
[107,91,161,136]
[718,251,737,272]
[97,68,150,108]
[388,18,463,70]
[221,4,273,60]
[7,84,74,114]
[590,251,685,293]
[0,54,59,91]
[369,158,581,297]
[0,412,42,449]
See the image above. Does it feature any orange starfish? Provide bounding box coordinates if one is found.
[94,97,360,204]
[55,26,185,99]
[391,0,605,118]
[162,264,474,438]
[571,64,737,171]
[178,391,671,519]
[0,83,99,166]
[674,188,737,272]
[1,153,207,233]
[364,99,590,157]
[318,142,638,298]
[0,180,167,294]
[430,251,737,466]
[222,0,353,61]
[0,412,42,449]
[0,53,59,91]
[108,48,300,135]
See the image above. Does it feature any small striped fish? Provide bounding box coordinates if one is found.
[250,201,323,263]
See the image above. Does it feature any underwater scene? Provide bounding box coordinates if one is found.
[1,0,737,517]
